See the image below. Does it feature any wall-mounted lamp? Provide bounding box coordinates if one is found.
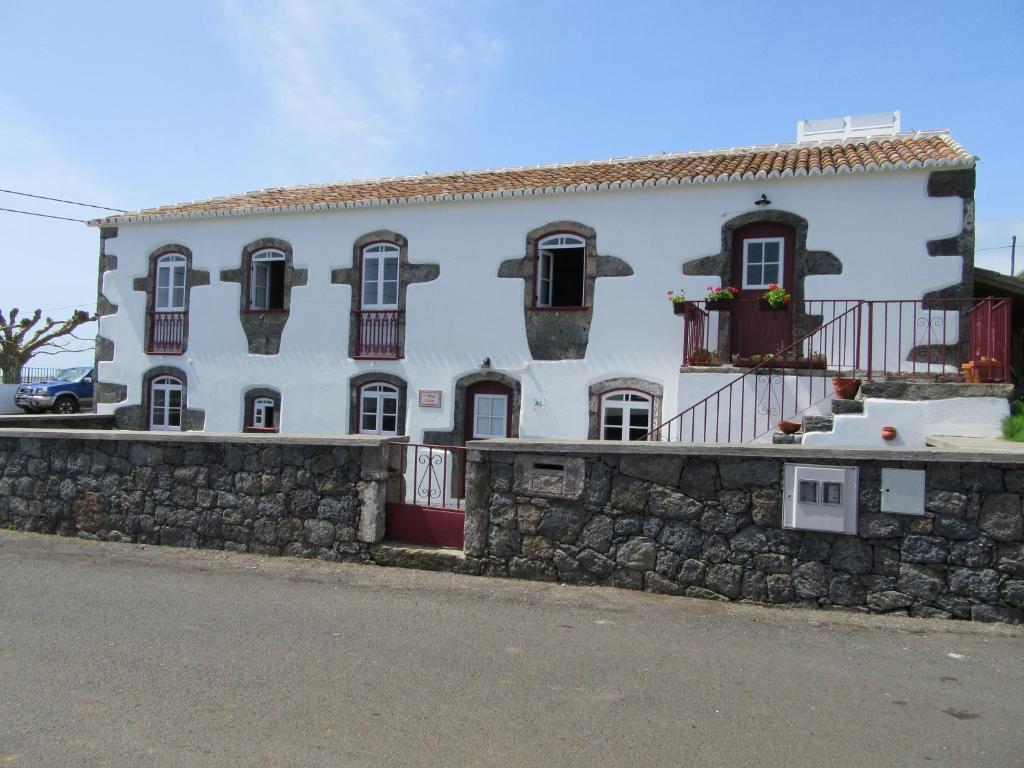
[480,357,491,369]
[754,194,772,207]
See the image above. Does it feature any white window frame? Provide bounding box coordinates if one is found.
[155,253,186,312]
[741,237,785,290]
[361,243,400,310]
[149,375,183,432]
[600,390,652,442]
[251,397,277,430]
[535,234,586,308]
[359,383,400,436]
[250,249,286,310]
[472,394,509,439]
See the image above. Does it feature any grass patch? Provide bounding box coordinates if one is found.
[1002,400,1024,442]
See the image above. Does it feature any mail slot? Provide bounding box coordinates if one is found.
[783,464,859,534]
[513,454,585,501]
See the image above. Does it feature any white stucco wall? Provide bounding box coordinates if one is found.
[801,397,1009,448]
[96,169,965,440]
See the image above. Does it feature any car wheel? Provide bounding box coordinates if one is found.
[54,396,78,415]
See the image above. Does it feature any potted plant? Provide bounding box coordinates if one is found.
[705,285,738,311]
[777,419,801,434]
[760,283,791,311]
[686,347,719,366]
[667,289,687,315]
[832,376,861,399]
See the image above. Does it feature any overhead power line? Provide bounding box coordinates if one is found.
[0,206,88,223]
[0,188,126,212]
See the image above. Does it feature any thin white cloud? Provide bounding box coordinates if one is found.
[219,0,503,180]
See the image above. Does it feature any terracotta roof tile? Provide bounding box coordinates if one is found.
[94,132,974,225]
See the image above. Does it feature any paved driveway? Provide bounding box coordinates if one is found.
[0,531,1020,767]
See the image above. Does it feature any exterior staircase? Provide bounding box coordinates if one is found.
[772,381,1015,446]
[655,297,1012,445]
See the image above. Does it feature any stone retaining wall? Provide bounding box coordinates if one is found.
[464,441,1024,623]
[0,430,393,559]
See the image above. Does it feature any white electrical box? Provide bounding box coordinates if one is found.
[783,464,859,534]
[880,469,926,515]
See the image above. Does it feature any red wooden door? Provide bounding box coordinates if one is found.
[731,223,796,358]
[465,382,514,441]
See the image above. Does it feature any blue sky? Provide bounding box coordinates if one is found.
[2,0,1022,365]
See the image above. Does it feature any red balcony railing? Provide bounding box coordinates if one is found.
[147,311,185,354]
[664,297,1011,444]
[356,310,401,359]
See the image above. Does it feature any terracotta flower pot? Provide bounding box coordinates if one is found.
[832,376,861,400]
[880,425,897,441]
[777,419,801,435]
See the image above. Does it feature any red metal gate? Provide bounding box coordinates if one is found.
[385,442,466,548]
[968,298,1011,382]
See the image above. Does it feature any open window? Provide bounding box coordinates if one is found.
[249,249,286,310]
[600,391,652,441]
[536,234,585,308]
[149,375,183,431]
[244,390,281,433]
[359,383,399,436]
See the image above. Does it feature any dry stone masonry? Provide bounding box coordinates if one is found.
[464,442,1024,623]
[4,429,1024,624]
[0,431,392,560]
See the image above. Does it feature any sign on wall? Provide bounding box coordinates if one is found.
[418,389,442,408]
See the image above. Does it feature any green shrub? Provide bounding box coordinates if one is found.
[1002,400,1024,442]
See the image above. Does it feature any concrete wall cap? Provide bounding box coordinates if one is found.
[465,438,1024,465]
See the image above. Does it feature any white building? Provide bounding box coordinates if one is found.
[91,114,986,446]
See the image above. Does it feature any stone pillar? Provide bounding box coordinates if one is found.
[357,440,392,544]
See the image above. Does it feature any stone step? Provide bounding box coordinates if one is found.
[772,432,802,445]
[801,415,834,433]
[831,399,864,415]
[370,541,479,574]
[859,380,1015,401]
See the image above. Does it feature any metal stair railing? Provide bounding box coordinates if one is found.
[650,302,865,443]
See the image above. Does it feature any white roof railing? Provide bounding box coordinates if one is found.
[797,111,902,143]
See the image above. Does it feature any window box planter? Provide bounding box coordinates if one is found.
[736,354,827,370]
[672,302,687,316]
[686,349,720,367]
[759,298,790,311]
[705,298,733,311]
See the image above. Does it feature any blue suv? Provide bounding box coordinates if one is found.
[15,367,95,414]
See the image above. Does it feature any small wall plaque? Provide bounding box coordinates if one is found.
[418,389,442,408]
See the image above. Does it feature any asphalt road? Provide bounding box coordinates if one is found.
[0,531,1021,768]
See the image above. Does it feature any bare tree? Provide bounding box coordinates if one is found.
[0,308,96,383]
